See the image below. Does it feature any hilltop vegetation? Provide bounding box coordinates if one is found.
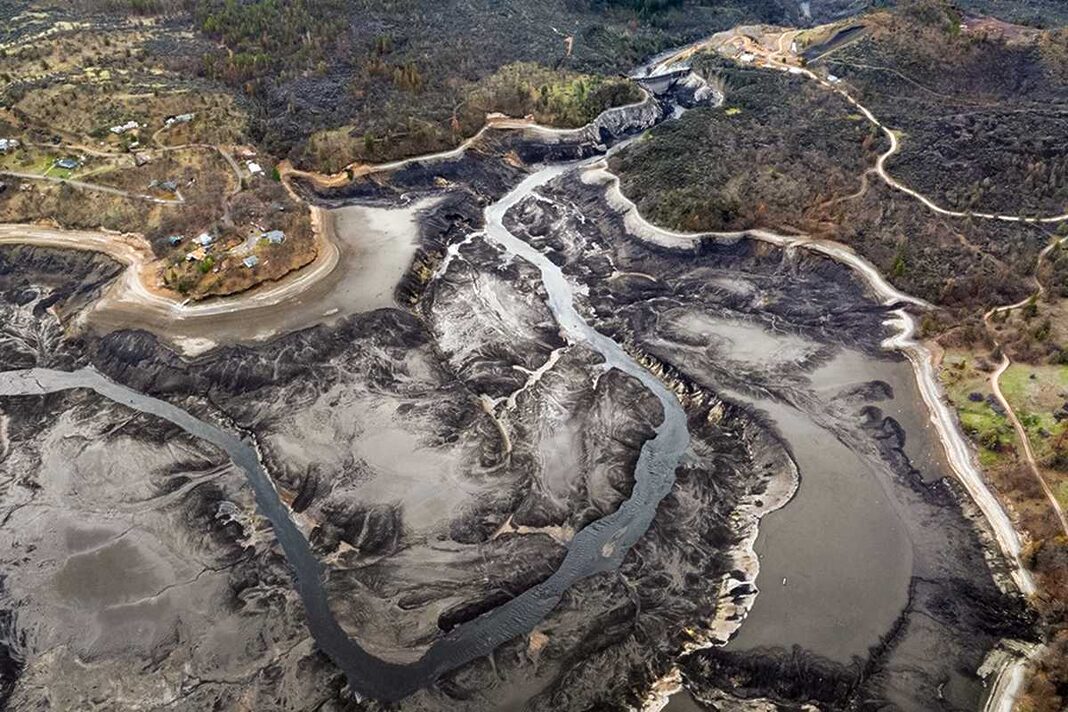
[49,0,799,169]
[956,0,1068,27]
[821,1,1068,217]
[612,56,883,233]
[195,0,347,83]
[305,62,643,171]
[21,0,901,170]
[194,0,782,168]
[613,0,1068,314]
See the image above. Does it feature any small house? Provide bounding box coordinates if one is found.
[165,113,195,127]
[243,255,260,269]
[194,233,214,247]
[186,247,207,262]
[158,180,178,193]
[134,152,152,167]
[246,161,264,176]
[167,235,183,247]
[827,74,841,84]
[0,138,18,154]
[54,158,80,170]
[262,230,285,245]
[109,120,140,135]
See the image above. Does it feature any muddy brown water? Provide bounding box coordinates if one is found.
[82,199,436,355]
[723,343,958,662]
[722,390,914,660]
[663,688,705,712]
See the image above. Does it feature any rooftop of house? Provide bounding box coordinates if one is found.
[109,120,140,134]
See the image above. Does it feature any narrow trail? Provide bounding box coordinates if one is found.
[982,238,1068,540]
[707,29,1068,225]
[6,133,246,222]
[817,76,1068,223]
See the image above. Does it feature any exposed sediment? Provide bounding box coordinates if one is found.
[0,41,1042,712]
[502,166,1037,710]
[0,92,786,707]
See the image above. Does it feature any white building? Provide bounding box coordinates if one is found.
[246,161,264,176]
[109,120,140,135]
[165,113,195,127]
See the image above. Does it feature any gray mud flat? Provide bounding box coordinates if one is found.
[0,162,696,704]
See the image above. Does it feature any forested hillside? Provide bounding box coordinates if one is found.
[189,0,785,169]
[28,0,846,169]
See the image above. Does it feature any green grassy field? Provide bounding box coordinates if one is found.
[941,351,1018,468]
[1000,363,1068,506]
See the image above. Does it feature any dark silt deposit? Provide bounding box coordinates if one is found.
[0,64,1036,712]
[502,169,1037,710]
[0,121,788,707]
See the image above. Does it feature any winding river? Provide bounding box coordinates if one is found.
[0,156,692,701]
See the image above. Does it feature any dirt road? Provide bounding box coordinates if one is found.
[982,238,1068,540]
[703,28,1068,224]
[0,170,184,204]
